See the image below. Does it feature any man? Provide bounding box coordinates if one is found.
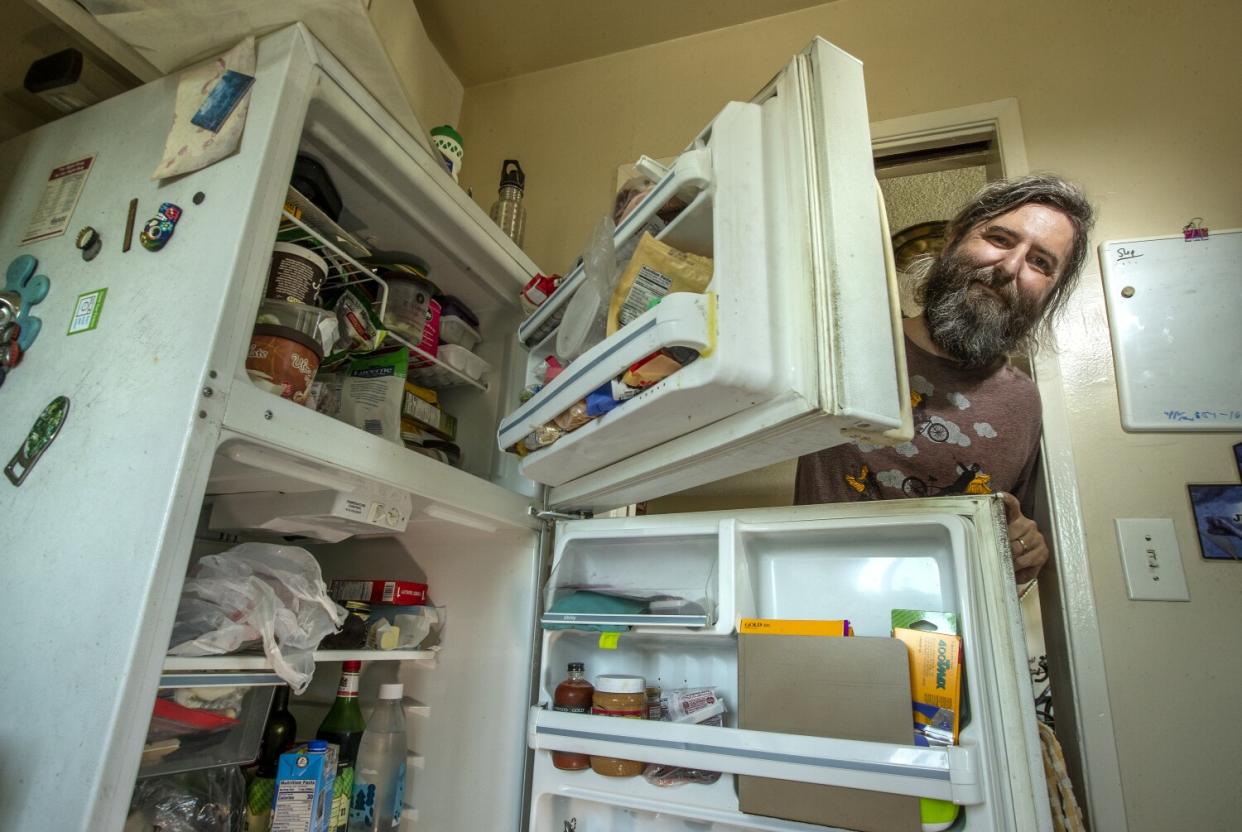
[796,174,1095,584]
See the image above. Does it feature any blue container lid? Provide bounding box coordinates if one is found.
[307,740,329,752]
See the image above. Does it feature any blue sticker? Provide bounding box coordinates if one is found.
[190,70,255,132]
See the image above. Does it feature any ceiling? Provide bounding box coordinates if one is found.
[414,0,833,86]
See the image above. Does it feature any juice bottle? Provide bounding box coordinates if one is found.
[551,662,593,771]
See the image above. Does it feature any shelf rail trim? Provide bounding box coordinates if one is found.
[529,708,983,805]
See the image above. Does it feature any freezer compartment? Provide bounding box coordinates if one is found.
[139,674,278,779]
[501,100,797,488]
[228,57,533,484]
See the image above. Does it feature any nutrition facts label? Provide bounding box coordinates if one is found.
[270,780,314,831]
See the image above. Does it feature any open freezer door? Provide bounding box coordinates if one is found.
[509,38,910,512]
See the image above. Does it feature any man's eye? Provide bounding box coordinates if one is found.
[1032,257,1052,274]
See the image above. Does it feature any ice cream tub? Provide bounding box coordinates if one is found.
[246,324,324,405]
[265,242,329,304]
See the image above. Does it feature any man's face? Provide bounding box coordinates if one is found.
[922,204,1076,368]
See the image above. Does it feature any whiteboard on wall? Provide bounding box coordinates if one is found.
[1099,229,1242,431]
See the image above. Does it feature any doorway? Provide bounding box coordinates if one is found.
[869,99,1125,830]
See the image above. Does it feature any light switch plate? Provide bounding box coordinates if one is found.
[1115,518,1190,601]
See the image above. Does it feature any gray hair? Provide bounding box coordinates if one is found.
[941,173,1096,322]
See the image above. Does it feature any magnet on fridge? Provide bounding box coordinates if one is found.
[4,255,49,352]
[75,226,102,261]
[139,202,183,251]
[5,395,70,486]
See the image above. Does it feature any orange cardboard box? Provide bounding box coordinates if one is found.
[892,627,962,745]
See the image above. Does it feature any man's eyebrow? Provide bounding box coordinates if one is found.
[981,223,1062,271]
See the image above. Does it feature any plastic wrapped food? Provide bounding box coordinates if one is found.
[608,233,712,335]
[130,764,246,832]
[641,687,726,787]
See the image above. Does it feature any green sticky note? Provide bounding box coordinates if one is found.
[598,632,620,650]
[67,288,106,335]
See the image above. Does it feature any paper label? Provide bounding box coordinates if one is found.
[22,156,95,244]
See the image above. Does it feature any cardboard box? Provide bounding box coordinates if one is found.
[330,579,428,606]
[893,627,963,745]
[271,743,339,832]
[739,618,852,637]
[738,634,920,832]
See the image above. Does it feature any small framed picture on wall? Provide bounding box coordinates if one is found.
[1187,483,1242,561]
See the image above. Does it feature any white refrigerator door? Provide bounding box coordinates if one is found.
[0,29,329,832]
[507,37,911,512]
[526,496,1051,832]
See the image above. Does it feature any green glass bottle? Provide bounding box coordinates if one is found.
[317,660,366,832]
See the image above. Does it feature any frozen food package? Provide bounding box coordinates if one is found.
[325,348,409,444]
[621,349,698,389]
[607,233,713,335]
[326,286,387,366]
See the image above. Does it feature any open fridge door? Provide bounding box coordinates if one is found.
[526,496,1050,831]
[500,38,911,513]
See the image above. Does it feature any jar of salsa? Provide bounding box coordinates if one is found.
[551,662,594,771]
[590,674,646,777]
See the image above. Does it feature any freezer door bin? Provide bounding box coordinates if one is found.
[501,37,912,511]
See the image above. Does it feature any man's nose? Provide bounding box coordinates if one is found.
[992,247,1024,284]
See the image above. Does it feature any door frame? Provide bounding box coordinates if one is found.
[869,98,1128,831]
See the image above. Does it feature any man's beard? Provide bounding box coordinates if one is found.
[920,248,1044,369]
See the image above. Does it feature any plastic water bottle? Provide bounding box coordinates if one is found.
[348,683,407,832]
[488,159,527,248]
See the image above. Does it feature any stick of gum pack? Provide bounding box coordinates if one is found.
[893,627,962,746]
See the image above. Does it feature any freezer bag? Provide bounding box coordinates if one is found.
[167,543,346,693]
[607,233,712,334]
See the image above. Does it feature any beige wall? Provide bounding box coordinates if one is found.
[370,0,462,133]
[458,1,1242,828]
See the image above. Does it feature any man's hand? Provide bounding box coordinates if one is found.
[1001,492,1047,584]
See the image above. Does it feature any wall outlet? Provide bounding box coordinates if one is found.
[1115,518,1190,601]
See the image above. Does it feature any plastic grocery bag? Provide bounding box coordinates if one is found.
[168,543,346,693]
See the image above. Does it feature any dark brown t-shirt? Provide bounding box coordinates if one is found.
[795,337,1043,512]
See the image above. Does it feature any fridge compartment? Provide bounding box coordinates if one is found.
[518,147,714,348]
[139,673,280,779]
[541,526,727,631]
[499,292,715,453]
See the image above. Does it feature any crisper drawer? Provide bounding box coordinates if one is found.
[498,101,795,488]
[139,671,281,779]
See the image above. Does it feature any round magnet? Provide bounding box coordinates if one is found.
[1,341,21,369]
[0,321,19,345]
[193,191,206,205]
[76,227,103,261]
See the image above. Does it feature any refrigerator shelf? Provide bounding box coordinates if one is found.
[162,648,436,673]
[516,148,713,348]
[499,292,715,452]
[528,707,983,806]
[276,199,488,392]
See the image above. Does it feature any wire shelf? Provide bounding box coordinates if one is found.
[278,188,488,391]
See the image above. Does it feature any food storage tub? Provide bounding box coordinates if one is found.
[139,674,278,778]
[439,314,482,350]
[408,343,492,387]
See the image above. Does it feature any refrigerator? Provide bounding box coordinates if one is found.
[0,24,1048,832]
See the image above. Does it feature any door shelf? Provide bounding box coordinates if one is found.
[163,648,436,673]
[516,148,713,348]
[528,707,982,806]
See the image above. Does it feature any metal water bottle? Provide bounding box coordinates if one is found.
[488,159,527,247]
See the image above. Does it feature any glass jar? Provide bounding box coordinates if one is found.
[590,674,646,777]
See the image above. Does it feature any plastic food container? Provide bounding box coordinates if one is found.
[439,315,482,350]
[140,685,276,778]
[254,299,336,355]
[408,343,491,388]
[590,674,647,777]
[384,274,441,360]
[265,242,328,304]
[246,324,324,405]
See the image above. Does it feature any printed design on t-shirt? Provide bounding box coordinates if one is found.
[844,375,998,500]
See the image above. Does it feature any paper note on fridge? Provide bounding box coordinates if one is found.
[738,634,921,832]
